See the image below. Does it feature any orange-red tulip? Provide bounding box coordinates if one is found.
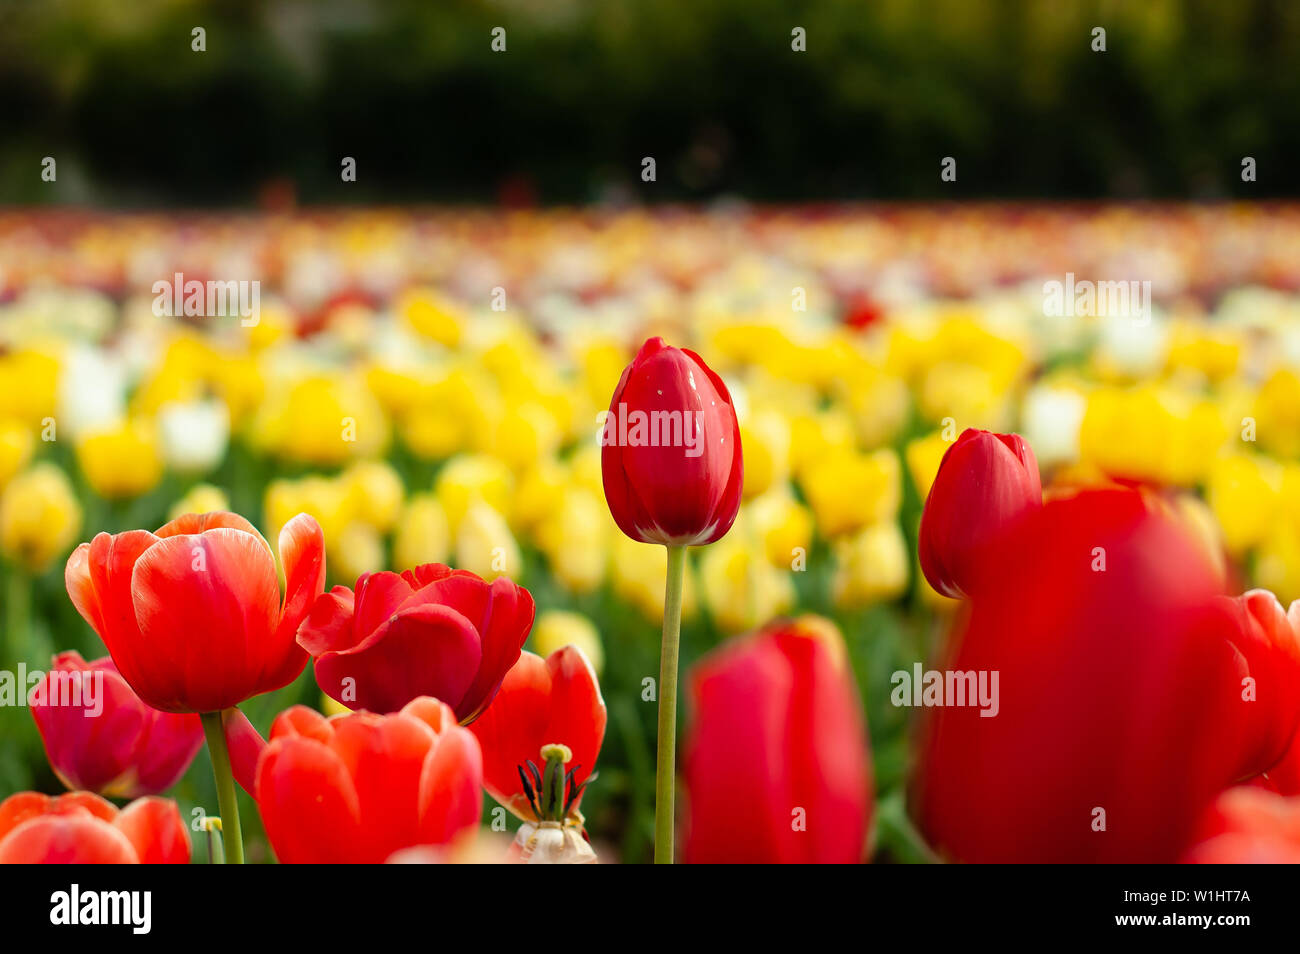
[0,791,189,864]
[254,698,483,863]
[683,617,872,863]
[918,428,1041,599]
[1182,786,1300,863]
[601,337,743,546]
[298,563,534,722]
[65,511,325,713]
[30,651,203,798]
[913,488,1300,862]
[469,646,606,823]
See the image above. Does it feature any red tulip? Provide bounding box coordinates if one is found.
[913,488,1299,862]
[254,698,483,863]
[65,511,325,713]
[683,616,872,864]
[1182,787,1300,863]
[918,428,1042,599]
[601,337,743,545]
[0,791,190,864]
[30,651,204,798]
[298,563,534,722]
[469,646,606,823]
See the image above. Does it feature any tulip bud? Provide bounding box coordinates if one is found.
[601,338,742,546]
[918,428,1042,599]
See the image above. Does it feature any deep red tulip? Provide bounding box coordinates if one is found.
[469,646,606,822]
[913,488,1300,863]
[0,791,190,864]
[918,428,1042,599]
[1182,787,1300,863]
[30,651,204,798]
[683,617,872,864]
[298,563,534,722]
[65,511,326,713]
[601,337,743,546]
[255,698,483,863]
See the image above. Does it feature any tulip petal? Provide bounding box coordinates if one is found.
[114,797,191,864]
[418,726,483,844]
[257,736,362,864]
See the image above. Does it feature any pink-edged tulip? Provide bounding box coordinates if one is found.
[254,698,483,863]
[913,488,1300,863]
[601,337,743,546]
[469,646,606,824]
[64,511,325,713]
[297,563,534,722]
[683,616,873,863]
[0,791,190,864]
[918,428,1041,599]
[30,650,203,798]
[1182,786,1300,863]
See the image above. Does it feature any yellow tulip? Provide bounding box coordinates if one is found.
[1206,454,1283,556]
[342,459,405,532]
[904,430,952,500]
[398,288,466,347]
[1254,369,1300,459]
[739,408,791,500]
[168,483,231,522]
[435,454,514,533]
[0,350,59,428]
[455,500,521,581]
[801,447,901,539]
[831,520,910,608]
[532,609,604,676]
[392,493,451,570]
[1256,523,1300,605]
[0,463,82,573]
[75,419,164,500]
[512,457,569,534]
[610,534,697,623]
[264,476,352,547]
[746,489,813,569]
[0,420,36,487]
[535,487,610,594]
[491,400,563,473]
[252,374,389,466]
[330,522,386,583]
[699,534,795,634]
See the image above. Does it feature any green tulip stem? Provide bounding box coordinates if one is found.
[201,710,244,864]
[654,544,687,864]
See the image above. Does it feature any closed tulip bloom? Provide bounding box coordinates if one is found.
[683,616,873,864]
[601,337,742,546]
[64,511,326,713]
[30,651,203,798]
[0,792,190,864]
[913,488,1300,863]
[298,562,534,722]
[255,699,482,864]
[469,646,606,824]
[1182,787,1300,864]
[918,428,1041,599]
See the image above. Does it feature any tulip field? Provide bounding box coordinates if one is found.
[2,203,1300,865]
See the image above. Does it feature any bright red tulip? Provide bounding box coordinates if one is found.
[0,791,190,864]
[1182,787,1300,863]
[601,337,743,545]
[913,488,1300,862]
[298,563,534,722]
[918,428,1042,599]
[468,646,606,823]
[254,698,483,863]
[65,511,325,713]
[30,651,204,798]
[683,616,872,864]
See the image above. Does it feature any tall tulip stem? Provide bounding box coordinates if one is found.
[201,710,244,864]
[654,544,686,863]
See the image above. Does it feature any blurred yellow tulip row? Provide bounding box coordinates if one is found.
[4,206,1300,621]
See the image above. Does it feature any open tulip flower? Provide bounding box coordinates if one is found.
[0,792,190,864]
[298,562,535,722]
[469,646,606,827]
[683,616,873,864]
[30,651,204,799]
[64,511,326,714]
[251,698,483,864]
[64,509,326,864]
